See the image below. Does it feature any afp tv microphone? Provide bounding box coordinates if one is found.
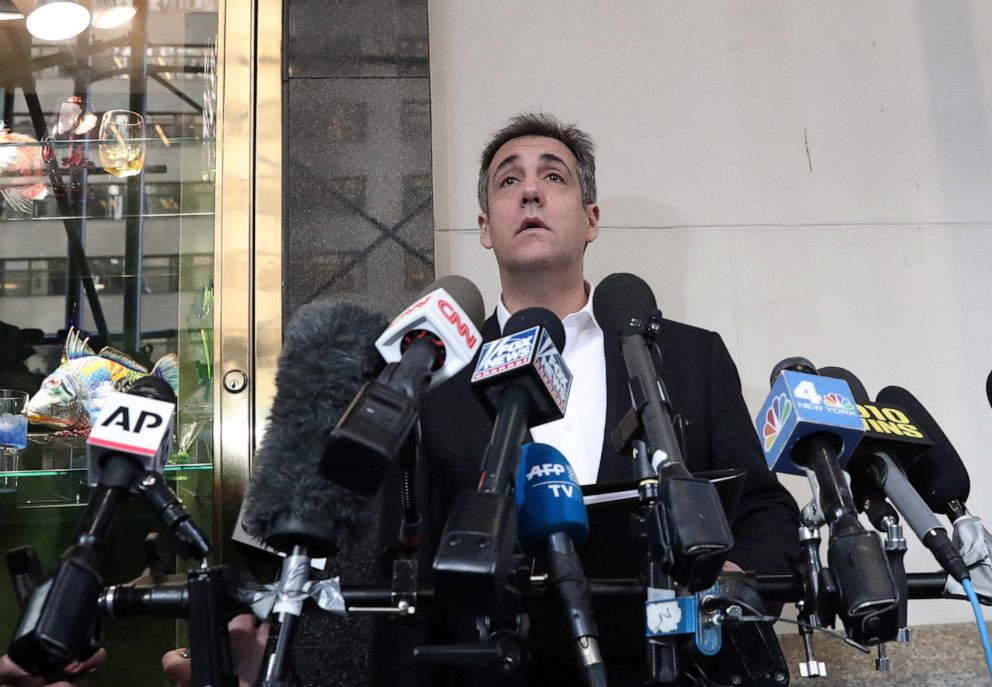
[322,275,484,496]
[516,443,606,687]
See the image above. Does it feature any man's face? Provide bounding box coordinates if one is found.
[479,136,599,276]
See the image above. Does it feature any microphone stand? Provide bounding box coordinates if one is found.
[7,454,211,676]
[631,439,681,685]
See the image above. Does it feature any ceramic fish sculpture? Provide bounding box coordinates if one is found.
[26,328,179,432]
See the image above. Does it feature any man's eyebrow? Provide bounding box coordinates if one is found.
[540,153,572,175]
[491,154,519,179]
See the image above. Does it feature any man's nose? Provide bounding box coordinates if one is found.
[519,177,543,206]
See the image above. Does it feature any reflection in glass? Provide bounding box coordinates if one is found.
[0,389,29,477]
[98,110,146,178]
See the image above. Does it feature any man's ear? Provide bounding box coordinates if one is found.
[584,203,600,245]
[479,213,493,249]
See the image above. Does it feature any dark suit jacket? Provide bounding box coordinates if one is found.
[369,315,800,686]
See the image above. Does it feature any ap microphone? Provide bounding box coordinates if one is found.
[322,275,484,496]
[432,307,571,612]
[516,443,605,687]
[818,368,969,583]
[241,300,386,686]
[7,378,188,676]
[875,385,971,521]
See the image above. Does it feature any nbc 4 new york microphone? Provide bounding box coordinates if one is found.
[757,359,898,645]
[322,275,484,496]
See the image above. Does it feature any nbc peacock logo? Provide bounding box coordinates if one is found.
[763,393,792,451]
[823,393,855,411]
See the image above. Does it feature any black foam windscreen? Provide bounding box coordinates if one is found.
[818,366,871,404]
[592,272,658,337]
[769,356,817,387]
[127,375,177,405]
[242,301,388,556]
[503,306,566,352]
[876,385,971,512]
[986,369,992,411]
[422,274,486,331]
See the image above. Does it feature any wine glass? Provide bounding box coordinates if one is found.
[0,389,28,479]
[98,110,145,178]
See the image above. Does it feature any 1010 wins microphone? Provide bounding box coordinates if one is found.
[817,368,969,584]
[515,443,606,687]
[433,307,571,613]
[322,275,484,496]
[242,300,387,686]
[759,358,897,645]
[875,385,972,521]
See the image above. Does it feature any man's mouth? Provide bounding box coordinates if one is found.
[517,217,549,234]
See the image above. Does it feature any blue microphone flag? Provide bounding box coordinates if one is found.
[515,443,589,556]
[756,370,864,475]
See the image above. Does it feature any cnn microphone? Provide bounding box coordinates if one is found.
[516,443,606,687]
[322,275,484,496]
[818,368,969,583]
[7,377,187,676]
[241,300,387,686]
[760,358,897,645]
[432,307,571,612]
[593,273,732,590]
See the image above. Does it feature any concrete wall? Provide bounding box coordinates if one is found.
[429,0,992,630]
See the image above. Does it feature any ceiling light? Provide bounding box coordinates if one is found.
[0,0,24,21]
[92,0,135,30]
[26,0,90,41]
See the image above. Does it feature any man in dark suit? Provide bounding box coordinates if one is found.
[369,113,800,685]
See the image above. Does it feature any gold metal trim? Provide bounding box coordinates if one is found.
[213,0,256,563]
[254,0,283,474]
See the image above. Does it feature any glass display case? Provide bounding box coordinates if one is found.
[0,1,228,682]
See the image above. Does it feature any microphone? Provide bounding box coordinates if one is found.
[987,370,992,411]
[85,377,211,560]
[242,300,387,554]
[593,273,732,590]
[7,378,188,676]
[875,385,971,521]
[241,300,387,686]
[760,358,897,645]
[432,307,571,612]
[473,307,570,493]
[816,368,968,583]
[515,443,606,687]
[322,275,484,496]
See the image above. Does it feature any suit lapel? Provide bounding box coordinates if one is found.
[595,331,633,484]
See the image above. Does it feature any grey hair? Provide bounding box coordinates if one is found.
[477,113,597,214]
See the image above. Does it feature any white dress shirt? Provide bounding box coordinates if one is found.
[495,283,607,485]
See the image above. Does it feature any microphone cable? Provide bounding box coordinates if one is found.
[962,577,992,680]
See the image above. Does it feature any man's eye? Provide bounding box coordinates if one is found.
[546,173,562,182]
[499,176,517,187]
